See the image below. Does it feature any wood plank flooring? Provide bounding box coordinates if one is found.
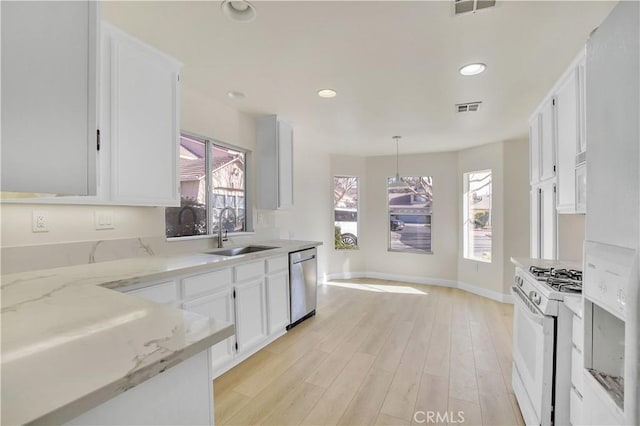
[214,278,525,426]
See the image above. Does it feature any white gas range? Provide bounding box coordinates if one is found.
[511,261,583,426]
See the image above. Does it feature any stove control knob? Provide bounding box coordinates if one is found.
[529,291,541,305]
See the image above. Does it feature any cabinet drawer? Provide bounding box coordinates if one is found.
[572,314,583,352]
[127,280,177,305]
[181,268,231,299]
[235,261,265,282]
[571,347,584,396]
[570,386,583,426]
[266,256,288,274]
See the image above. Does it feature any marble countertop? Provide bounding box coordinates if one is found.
[1,239,321,425]
[510,256,583,271]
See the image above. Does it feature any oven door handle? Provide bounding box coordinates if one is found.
[512,286,545,326]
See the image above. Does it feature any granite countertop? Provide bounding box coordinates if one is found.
[510,256,583,271]
[1,239,321,425]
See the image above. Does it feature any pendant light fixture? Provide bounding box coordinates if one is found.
[389,136,407,188]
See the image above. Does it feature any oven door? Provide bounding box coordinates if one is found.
[512,286,556,426]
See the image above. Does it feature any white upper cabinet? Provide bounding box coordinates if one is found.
[555,67,580,213]
[529,115,542,185]
[256,115,294,210]
[529,96,556,185]
[1,0,98,195]
[539,98,556,182]
[101,23,181,206]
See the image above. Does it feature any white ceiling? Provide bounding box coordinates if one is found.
[102,1,615,156]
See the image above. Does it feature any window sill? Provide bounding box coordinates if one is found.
[387,249,434,255]
[166,231,256,242]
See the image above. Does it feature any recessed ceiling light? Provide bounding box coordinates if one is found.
[317,89,337,98]
[227,91,246,99]
[221,0,256,23]
[459,63,487,76]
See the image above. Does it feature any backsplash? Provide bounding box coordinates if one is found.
[1,228,280,275]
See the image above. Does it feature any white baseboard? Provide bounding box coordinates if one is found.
[324,271,513,304]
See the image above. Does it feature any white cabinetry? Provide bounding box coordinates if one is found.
[233,262,268,352]
[555,68,580,213]
[125,280,179,307]
[1,0,98,195]
[3,21,182,207]
[265,256,290,335]
[555,49,587,215]
[101,23,181,206]
[529,48,587,257]
[539,98,557,182]
[531,181,557,259]
[183,289,235,375]
[256,115,294,210]
[117,251,303,379]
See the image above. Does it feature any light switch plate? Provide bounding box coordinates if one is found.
[95,211,114,230]
[32,210,49,232]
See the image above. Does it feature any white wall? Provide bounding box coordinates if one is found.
[363,151,459,283]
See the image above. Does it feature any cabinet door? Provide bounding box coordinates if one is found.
[234,279,268,353]
[1,0,98,195]
[539,98,556,181]
[182,289,235,373]
[530,188,541,258]
[555,69,579,213]
[277,120,294,209]
[125,280,178,307]
[577,55,587,155]
[529,115,542,185]
[540,181,557,260]
[575,164,587,214]
[102,23,181,206]
[266,272,290,335]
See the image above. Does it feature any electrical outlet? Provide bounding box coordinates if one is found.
[95,211,115,230]
[32,210,49,232]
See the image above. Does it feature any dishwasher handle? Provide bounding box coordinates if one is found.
[293,255,316,265]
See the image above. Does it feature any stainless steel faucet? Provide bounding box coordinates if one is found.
[217,206,236,248]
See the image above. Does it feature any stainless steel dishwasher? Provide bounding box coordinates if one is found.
[287,247,317,329]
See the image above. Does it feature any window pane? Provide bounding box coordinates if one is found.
[165,135,207,237]
[464,170,492,261]
[334,176,358,249]
[388,176,433,253]
[211,144,245,232]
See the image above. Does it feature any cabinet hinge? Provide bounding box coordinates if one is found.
[96,129,101,151]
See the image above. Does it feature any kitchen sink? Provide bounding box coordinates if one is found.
[205,245,278,257]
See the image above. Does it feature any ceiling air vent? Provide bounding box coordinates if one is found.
[454,0,496,16]
[456,102,482,113]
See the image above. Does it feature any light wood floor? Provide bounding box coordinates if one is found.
[214,278,525,426]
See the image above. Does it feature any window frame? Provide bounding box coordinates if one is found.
[166,131,252,240]
[462,169,492,263]
[333,175,360,250]
[387,176,434,255]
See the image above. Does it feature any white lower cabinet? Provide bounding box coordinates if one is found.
[119,253,298,379]
[234,278,268,353]
[569,306,584,425]
[266,271,290,335]
[182,289,235,376]
[120,279,179,307]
